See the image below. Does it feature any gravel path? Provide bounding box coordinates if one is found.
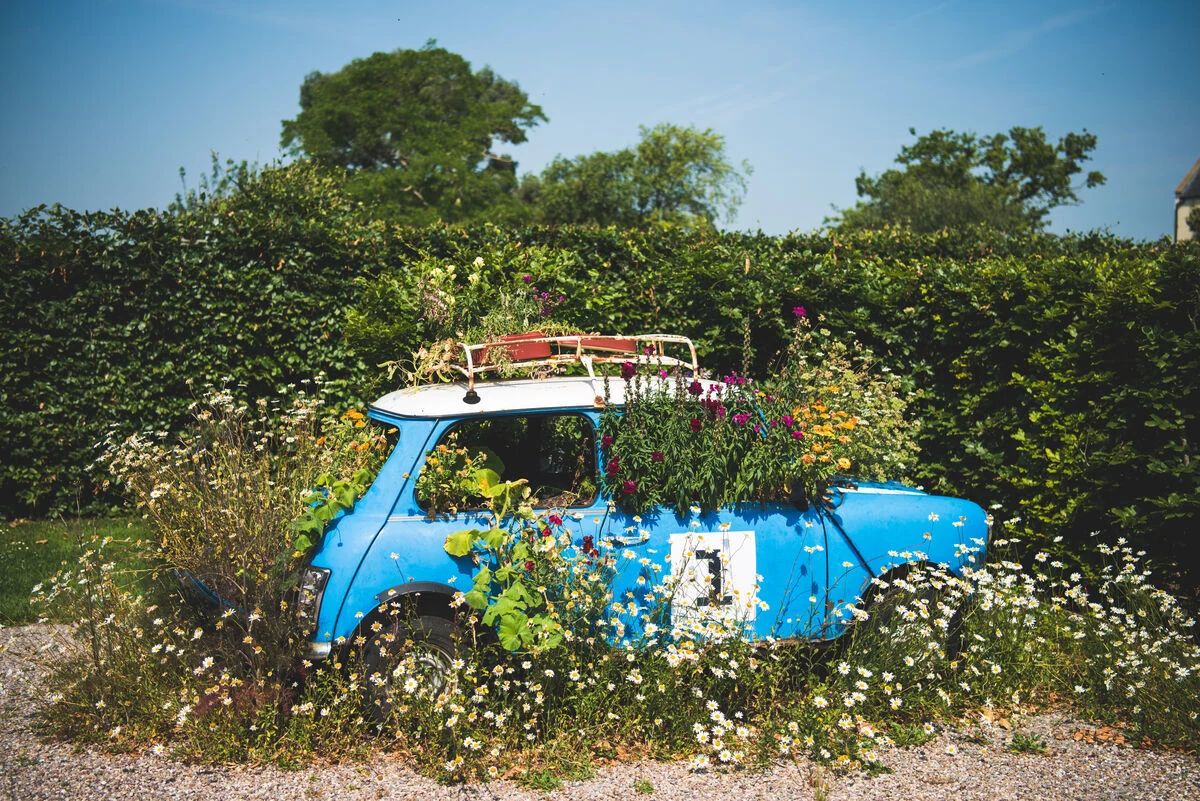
[3,625,1198,801]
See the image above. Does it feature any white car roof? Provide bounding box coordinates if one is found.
[369,375,723,419]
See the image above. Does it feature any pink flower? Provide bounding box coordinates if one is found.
[621,362,637,380]
[793,305,807,317]
[790,431,805,440]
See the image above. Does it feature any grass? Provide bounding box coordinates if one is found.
[0,517,150,625]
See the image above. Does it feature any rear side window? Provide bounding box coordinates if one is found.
[416,413,597,513]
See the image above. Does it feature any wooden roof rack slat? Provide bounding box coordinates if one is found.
[453,333,699,395]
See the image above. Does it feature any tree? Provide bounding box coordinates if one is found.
[536,124,751,227]
[831,127,1106,234]
[1186,206,1200,240]
[280,42,547,225]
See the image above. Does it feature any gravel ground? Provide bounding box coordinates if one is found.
[3,625,1198,801]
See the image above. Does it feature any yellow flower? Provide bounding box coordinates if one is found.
[836,457,852,471]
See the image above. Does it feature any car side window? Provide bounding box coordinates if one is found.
[415,413,598,513]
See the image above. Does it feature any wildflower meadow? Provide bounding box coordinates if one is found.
[20,343,1199,783]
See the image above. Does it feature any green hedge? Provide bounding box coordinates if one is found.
[3,164,1197,584]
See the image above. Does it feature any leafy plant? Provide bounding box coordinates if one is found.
[599,313,919,513]
[1008,731,1049,754]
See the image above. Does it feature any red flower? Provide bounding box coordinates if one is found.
[622,479,637,494]
[602,435,613,448]
[651,450,664,462]
[605,456,620,476]
[621,361,637,380]
[548,514,563,526]
[541,526,552,537]
[525,560,535,572]
[688,380,703,397]
[689,418,703,432]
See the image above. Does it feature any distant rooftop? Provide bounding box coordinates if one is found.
[1177,158,1200,200]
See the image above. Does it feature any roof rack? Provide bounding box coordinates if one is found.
[453,332,699,399]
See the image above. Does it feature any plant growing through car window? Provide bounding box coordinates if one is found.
[600,314,920,513]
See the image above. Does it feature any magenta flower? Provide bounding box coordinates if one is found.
[522,274,533,283]
[732,412,751,425]
[781,415,795,428]
[793,305,807,317]
[790,431,805,440]
[621,361,637,380]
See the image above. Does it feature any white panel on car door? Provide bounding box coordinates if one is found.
[668,530,757,631]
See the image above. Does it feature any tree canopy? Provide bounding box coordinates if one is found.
[830,126,1106,234]
[534,124,752,227]
[280,42,546,225]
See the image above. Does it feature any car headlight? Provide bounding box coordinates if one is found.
[298,566,330,635]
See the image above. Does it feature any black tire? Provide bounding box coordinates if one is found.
[856,569,963,661]
[362,613,462,719]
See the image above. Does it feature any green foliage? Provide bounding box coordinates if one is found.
[0,160,391,516]
[0,518,149,624]
[441,474,600,652]
[99,388,389,675]
[32,503,1200,772]
[1186,205,1200,239]
[598,316,918,513]
[280,41,546,225]
[536,123,751,227]
[1007,731,1049,754]
[832,126,1106,233]
[4,189,1198,586]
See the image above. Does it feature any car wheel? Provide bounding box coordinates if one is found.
[856,570,963,661]
[362,613,461,719]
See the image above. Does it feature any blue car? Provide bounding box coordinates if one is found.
[296,334,990,673]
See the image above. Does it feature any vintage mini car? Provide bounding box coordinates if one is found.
[296,334,990,672]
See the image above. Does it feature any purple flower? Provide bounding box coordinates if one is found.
[651,450,664,462]
[793,305,807,317]
[621,361,637,380]
[687,380,703,397]
[622,479,637,494]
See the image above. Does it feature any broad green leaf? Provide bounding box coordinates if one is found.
[443,528,477,558]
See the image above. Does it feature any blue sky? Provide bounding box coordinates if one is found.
[2,0,1195,239]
